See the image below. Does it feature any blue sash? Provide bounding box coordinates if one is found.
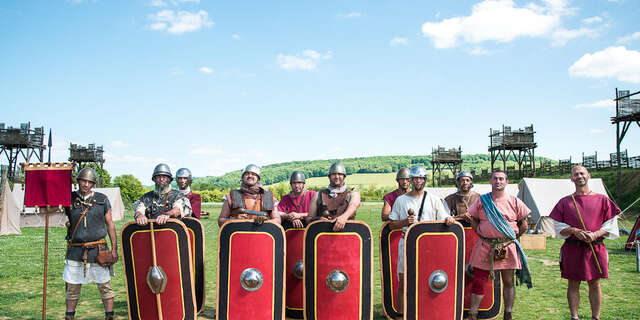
[480,193,532,288]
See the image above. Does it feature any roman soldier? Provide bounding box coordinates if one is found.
[306,162,361,232]
[444,170,480,223]
[63,167,118,320]
[381,167,411,221]
[176,168,202,219]
[278,170,317,228]
[134,163,191,226]
[218,164,281,226]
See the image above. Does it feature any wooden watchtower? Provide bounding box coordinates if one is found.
[430,145,462,186]
[0,122,46,182]
[488,125,537,179]
[69,143,105,187]
[612,88,640,204]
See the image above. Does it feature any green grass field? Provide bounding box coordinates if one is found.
[1,204,639,319]
[270,172,431,189]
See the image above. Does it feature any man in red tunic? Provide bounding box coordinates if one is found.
[278,171,317,228]
[381,167,410,221]
[467,170,530,320]
[176,168,201,218]
[549,166,620,320]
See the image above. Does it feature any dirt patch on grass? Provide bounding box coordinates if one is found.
[529,257,558,266]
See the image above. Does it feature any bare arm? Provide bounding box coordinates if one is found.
[388,218,411,230]
[516,218,528,237]
[333,192,361,232]
[104,209,118,262]
[218,198,232,227]
[305,193,319,225]
[381,200,392,221]
[269,197,281,224]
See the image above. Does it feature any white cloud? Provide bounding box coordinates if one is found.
[421,0,595,49]
[336,12,362,19]
[190,145,224,155]
[232,34,241,39]
[277,50,332,71]
[150,0,167,7]
[199,67,213,74]
[574,99,615,109]
[569,46,640,83]
[110,140,131,148]
[581,16,602,24]
[177,0,200,3]
[617,31,640,44]
[390,37,409,47]
[147,10,213,34]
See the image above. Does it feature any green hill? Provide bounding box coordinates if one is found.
[191,154,554,190]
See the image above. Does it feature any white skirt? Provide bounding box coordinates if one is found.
[62,260,113,284]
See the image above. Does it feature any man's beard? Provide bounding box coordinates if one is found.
[412,184,424,191]
[155,181,171,194]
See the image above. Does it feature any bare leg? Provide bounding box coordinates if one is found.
[102,298,114,312]
[468,293,484,319]
[397,273,404,318]
[587,279,602,319]
[568,279,581,318]
[501,270,515,314]
[66,299,79,312]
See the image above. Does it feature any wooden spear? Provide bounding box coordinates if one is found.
[149,221,164,320]
[571,195,603,275]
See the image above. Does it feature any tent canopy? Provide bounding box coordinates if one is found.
[424,183,519,200]
[517,178,609,236]
[1,179,21,235]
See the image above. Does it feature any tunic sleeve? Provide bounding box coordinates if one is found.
[389,199,402,221]
[548,197,566,223]
[601,216,619,239]
[514,197,530,220]
[602,196,622,222]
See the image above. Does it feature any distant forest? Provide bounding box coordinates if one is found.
[191,154,555,191]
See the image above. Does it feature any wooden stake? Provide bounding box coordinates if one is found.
[42,205,50,320]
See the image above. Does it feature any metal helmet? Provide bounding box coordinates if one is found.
[77,167,97,184]
[176,168,192,180]
[152,163,173,181]
[409,165,428,178]
[290,171,306,183]
[328,162,347,176]
[242,164,261,179]
[456,170,473,181]
[396,167,410,180]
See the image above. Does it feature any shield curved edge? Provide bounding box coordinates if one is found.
[303,220,373,320]
[182,217,206,314]
[379,222,403,319]
[120,219,197,320]
[216,220,286,320]
[283,221,306,319]
[404,221,465,320]
[459,220,502,320]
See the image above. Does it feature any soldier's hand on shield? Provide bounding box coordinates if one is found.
[292,218,304,228]
[333,216,347,232]
[135,214,148,226]
[444,216,455,226]
[463,213,472,223]
[237,213,250,220]
[157,214,170,225]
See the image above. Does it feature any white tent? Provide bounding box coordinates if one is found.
[11,184,125,227]
[424,183,520,200]
[1,179,21,235]
[517,178,609,236]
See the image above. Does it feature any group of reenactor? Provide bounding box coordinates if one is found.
[62,161,620,320]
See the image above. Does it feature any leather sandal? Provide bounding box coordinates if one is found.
[468,311,478,320]
[504,311,513,320]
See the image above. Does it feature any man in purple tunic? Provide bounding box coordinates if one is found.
[381,167,410,221]
[549,166,620,320]
[278,171,317,228]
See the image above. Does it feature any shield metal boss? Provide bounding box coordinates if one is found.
[217,221,286,320]
[120,219,197,320]
[283,223,305,319]
[460,220,502,319]
[304,220,373,320]
[404,221,465,320]
[182,217,206,314]
[379,221,403,319]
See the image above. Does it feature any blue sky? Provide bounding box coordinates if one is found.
[2,0,640,184]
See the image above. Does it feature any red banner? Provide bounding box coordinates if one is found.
[24,164,72,207]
